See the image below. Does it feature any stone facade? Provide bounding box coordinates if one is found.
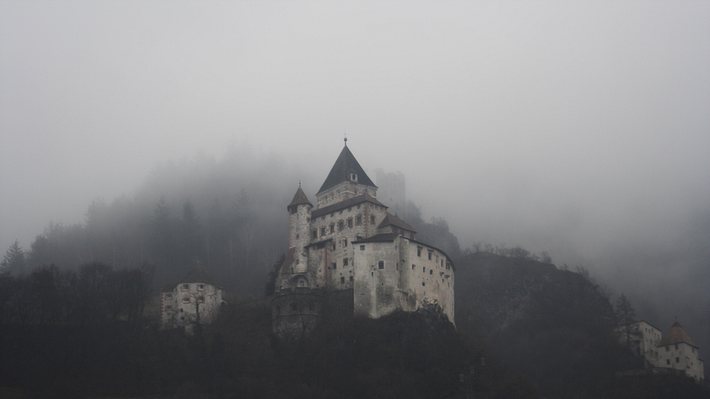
[161,272,225,333]
[273,143,455,338]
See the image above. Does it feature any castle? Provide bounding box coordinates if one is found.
[620,320,704,381]
[272,141,455,339]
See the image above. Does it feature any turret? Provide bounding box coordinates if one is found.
[287,184,312,273]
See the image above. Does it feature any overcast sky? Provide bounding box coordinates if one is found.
[2,1,709,272]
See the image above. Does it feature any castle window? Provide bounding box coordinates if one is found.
[350,173,358,182]
[338,220,344,231]
[428,250,433,260]
[429,269,433,275]
[312,230,318,239]
[343,258,349,266]
[330,223,335,233]
[332,262,336,270]
[667,359,671,365]
[320,227,326,236]
[422,266,426,273]
[417,246,422,257]
[342,239,348,247]
[182,295,190,303]
[355,214,362,225]
[422,282,425,287]
[349,276,353,282]
[198,284,204,290]
[340,277,345,284]
[347,218,353,228]
[360,245,366,250]
[296,233,299,239]
[412,264,415,270]
[378,261,384,269]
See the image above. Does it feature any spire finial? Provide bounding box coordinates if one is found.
[298,180,302,188]
[344,129,348,146]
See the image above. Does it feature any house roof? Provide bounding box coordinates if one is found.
[287,185,312,211]
[378,212,416,233]
[352,233,399,243]
[317,145,376,194]
[311,193,386,219]
[658,321,697,347]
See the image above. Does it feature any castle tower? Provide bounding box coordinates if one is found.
[315,142,378,208]
[287,184,312,274]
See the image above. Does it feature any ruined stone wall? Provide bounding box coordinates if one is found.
[161,282,224,329]
[272,288,323,341]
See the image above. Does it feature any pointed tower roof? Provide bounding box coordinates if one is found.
[317,144,377,194]
[658,321,697,347]
[288,184,312,211]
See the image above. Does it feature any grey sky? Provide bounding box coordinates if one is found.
[1,0,709,276]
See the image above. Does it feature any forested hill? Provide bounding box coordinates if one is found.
[454,251,709,398]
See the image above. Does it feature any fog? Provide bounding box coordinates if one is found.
[2,1,709,331]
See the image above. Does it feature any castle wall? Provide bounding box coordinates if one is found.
[400,238,455,322]
[353,241,401,318]
[352,237,454,322]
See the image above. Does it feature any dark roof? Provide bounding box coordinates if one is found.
[352,233,399,243]
[378,212,416,233]
[658,321,697,347]
[317,145,377,194]
[311,193,386,219]
[287,185,312,211]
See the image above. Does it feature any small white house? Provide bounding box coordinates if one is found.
[161,269,225,333]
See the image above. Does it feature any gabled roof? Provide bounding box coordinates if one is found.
[352,233,399,243]
[317,145,377,194]
[658,321,697,347]
[287,185,312,211]
[378,212,416,233]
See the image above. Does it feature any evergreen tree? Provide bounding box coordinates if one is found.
[1,240,26,275]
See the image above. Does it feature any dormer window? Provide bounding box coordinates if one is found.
[350,173,358,182]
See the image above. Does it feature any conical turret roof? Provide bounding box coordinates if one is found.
[317,144,376,194]
[288,185,312,211]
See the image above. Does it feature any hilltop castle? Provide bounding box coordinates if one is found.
[272,142,455,339]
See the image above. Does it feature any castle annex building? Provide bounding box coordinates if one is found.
[272,142,454,338]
